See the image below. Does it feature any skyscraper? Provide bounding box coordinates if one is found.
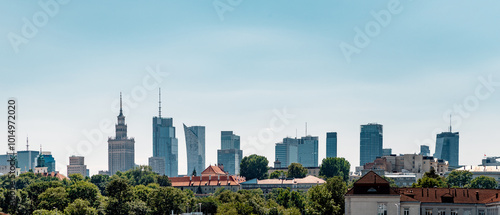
[108,93,135,175]
[41,151,56,173]
[382,148,392,156]
[298,136,319,167]
[149,89,178,177]
[420,145,430,156]
[434,127,459,168]
[184,124,205,175]
[17,137,38,172]
[359,123,383,166]
[275,137,299,168]
[217,131,243,175]
[326,132,337,158]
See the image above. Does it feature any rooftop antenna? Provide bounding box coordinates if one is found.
[119,92,123,116]
[449,114,452,132]
[158,88,162,118]
[26,136,29,151]
[305,122,308,136]
[295,129,297,139]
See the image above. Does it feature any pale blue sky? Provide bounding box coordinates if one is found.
[1,1,500,176]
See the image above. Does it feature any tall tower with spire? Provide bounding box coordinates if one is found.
[434,116,460,168]
[108,93,135,175]
[149,88,178,177]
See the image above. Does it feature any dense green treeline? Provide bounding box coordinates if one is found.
[0,160,350,215]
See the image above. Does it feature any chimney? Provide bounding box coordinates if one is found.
[209,175,211,181]
[218,175,220,181]
[190,176,192,181]
[496,193,498,198]
[476,191,479,201]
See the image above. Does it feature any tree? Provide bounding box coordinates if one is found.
[269,170,286,179]
[381,176,398,188]
[157,175,171,187]
[287,163,307,178]
[147,186,188,214]
[69,173,85,183]
[90,174,110,195]
[240,154,269,180]
[447,170,473,188]
[192,168,197,176]
[323,176,347,215]
[126,199,151,215]
[469,176,498,189]
[305,185,340,215]
[319,157,350,181]
[68,181,100,207]
[412,169,447,188]
[105,178,133,215]
[123,166,157,186]
[64,199,98,215]
[37,187,69,211]
[196,196,219,214]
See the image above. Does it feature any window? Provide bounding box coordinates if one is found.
[463,210,471,215]
[425,209,433,215]
[450,209,458,215]
[403,208,410,215]
[478,209,485,215]
[438,209,445,215]
[377,203,387,215]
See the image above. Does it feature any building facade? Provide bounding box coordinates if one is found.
[346,171,500,215]
[275,137,299,168]
[383,148,392,156]
[241,175,325,194]
[360,123,383,166]
[169,165,244,195]
[326,132,337,158]
[184,124,205,175]
[217,131,243,175]
[67,156,88,177]
[420,145,431,156]
[298,136,319,167]
[148,157,165,176]
[42,152,56,173]
[434,130,459,168]
[108,94,135,175]
[150,115,178,177]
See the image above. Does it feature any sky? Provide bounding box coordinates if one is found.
[1,1,500,176]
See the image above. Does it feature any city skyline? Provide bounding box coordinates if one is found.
[2,1,500,177]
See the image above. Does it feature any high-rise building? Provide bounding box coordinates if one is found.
[17,150,39,172]
[326,132,337,158]
[42,151,56,173]
[434,127,459,168]
[217,131,243,175]
[67,156,88,177]
[298,136,319,167]
[360,123,383,166]
[275,137,299,168]
[149,89,178,177]
[184,124,205,175]
[108,93,135,175]
[420,145,430,156]
[382,148,392,156]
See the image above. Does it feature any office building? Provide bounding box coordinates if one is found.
[298,136,319,167]
[184,124,205,175]
[41,151,56,173]
[434,127,459,168]
[275,137,299,168]
[359,123,383,166]
[17,150,39,172]
[382,148,392,156]
[326,132,337,158]
[108,93,135,175]
[217,131,243,175]
[149,89,178,177]
[67,156,88,177]
[241,175,325,194]
[420,145,430,156]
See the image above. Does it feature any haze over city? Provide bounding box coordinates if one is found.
[2,1,500,177]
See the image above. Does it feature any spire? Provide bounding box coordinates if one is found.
[119,92,123,116]
[26,136,29,151]
[159,88,162,118]
[449,114,452,132]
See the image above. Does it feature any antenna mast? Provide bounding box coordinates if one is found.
[159,88,162,118]
[305,122,308,136]
[449,114,452,132]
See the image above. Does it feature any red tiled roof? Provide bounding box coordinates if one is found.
[398,188,500,204]
[170,175,245,187]
[201,165,226,176]
[354,171,390,185]
[40,172,69,180]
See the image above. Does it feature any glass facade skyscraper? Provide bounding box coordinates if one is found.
[434,131,459,168]
[217,131,242,175]
[326,132,337,158]
[184,124,205,175]
[298,136,319,167]
[420,145,430,156]
[150,116,178,177]
[275,137,299,168]
[17,150,39,172]
[359,123,383,166]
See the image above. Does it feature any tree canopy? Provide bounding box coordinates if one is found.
[319,157,350,181]
[287,163,308,178]
[446,170,473,188]
[469,176,498,189]
[240,154,269,180]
